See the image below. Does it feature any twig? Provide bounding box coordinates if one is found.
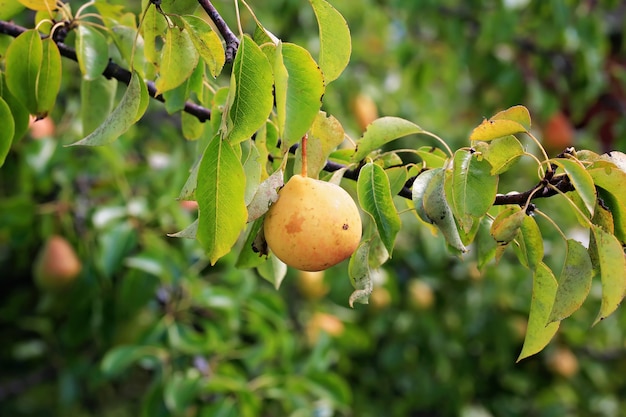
[197,0,240,63]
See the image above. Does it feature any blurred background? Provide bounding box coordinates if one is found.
[2,0,626,416]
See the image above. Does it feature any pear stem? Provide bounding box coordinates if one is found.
[301,134,308,177]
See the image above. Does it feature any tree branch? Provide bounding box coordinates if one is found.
[0,20,212,122]
[197,0,240,63]
[0,19,578,207]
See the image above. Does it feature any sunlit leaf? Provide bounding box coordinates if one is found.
[295,112,345,179]
[357,162,401,256]
[0,0,25,20]
[447,149,498,231]
[352,117,424,162]
[196,136,247,265]
[470,105,530,142]
[416,146,448,169]
[69,72,147,146]
[551,158,596,218]
[155,27,199,95]
[224,35,274,144]
[547,239,593,323]
[76,25,110,80]
[272,42,325,148]
[422,168,466,253]
[142,2,167,68]
[474,135,524,174]
[183,15,225,78]
[517,263,560,361]
[16,0,55,11]
[309,0,351,83]
[348,239,373,307]
[0,97,15,167]
[490,105,532,131]
[590,224,626,324]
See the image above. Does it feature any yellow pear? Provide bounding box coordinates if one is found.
[264,175,362,271]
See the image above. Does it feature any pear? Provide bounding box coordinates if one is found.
[33,235,82,291]
[264,175,362,271]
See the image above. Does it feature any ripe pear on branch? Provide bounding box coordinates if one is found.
[264,135,362,271]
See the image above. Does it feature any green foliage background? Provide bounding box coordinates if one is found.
[2,1,626,416]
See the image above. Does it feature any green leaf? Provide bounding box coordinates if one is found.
[101,345,166,378]
[235,219,266,269]
[224,35,274,144]
[474,135,524,174]
[446,149,498,231]
[273,42,325,148]
[0,97,15,167]
[164,371,201,415]
[162,60,203,114]
[141,2,167,68]
[357,162,401,256]
[155,27,199,95]
[80,77,117,135]
[76,25,109,80]
[0,0,25,20]
[111,25,146,77]
[309,0,351,83]
[69,71,147,146]
[475,216,497,270]
[348,239,373,307]
[196,136,247,265]
[516,214,543,271]
[167,218,198,239]
[469,105,531,142]
[517,263,560,361]
[0,72,29,144]
[352,117,424,162]
[590,224,626,324]
[35,37,62,117]
[411,169,440,224]
[182,15,225,78]
[257,254,287,289]
[587,161,626,244]
[246,169,283,223]
[422,168,466,252]
[241,140,262,206]
[490,205,525,245]
[548,239,593,323]
[5,29,42,116]
[415,146,448,169]
[551,158,596,217]
[295,111,345,179]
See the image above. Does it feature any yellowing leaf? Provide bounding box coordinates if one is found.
[17,0,55,11]
[469,119,527,142]
[155,27,199,95]
[183,15,225,78]
[490,105,531,130]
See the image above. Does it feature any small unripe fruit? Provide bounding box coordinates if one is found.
[33,235,82,290]
[264,175,362,271]
[407,279,434,310]
[547,347,579,378]
[306,312,344,343]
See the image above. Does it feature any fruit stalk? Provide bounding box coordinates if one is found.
[301,134,308,178]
